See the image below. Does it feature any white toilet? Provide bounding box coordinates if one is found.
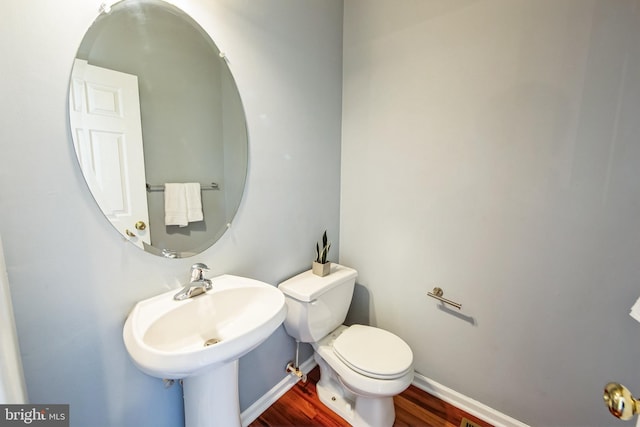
[278,264,414,427]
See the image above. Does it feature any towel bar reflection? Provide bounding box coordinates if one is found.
[146,183,219,192]
[427,287,462,310]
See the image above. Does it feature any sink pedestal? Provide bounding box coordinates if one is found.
[183,360,240,427]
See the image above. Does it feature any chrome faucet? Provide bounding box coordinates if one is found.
[173,263,213,301]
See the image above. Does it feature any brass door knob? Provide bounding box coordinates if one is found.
[604,382,639,420]
[135,221,147,231]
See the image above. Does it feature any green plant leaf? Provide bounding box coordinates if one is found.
[314,230,331,264]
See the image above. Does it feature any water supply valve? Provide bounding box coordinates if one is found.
[286,361,307,383]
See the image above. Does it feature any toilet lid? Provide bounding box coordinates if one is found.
[333,325,413,380]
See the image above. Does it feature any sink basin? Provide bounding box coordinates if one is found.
[123,274,286,379]
[123,274,287,427]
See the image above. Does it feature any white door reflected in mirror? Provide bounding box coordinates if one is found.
[69,59,150,248]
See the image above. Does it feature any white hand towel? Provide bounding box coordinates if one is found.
[185,182,203,223]
[630,296,640,323]
[164,183,188,227]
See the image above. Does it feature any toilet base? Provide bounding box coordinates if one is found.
[314,354,395,427]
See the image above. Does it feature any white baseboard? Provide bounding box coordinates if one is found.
[241,362,529,427]
[240,357,317,427]
[412,372,529,427]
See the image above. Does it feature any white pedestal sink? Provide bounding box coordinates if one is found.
[123,274,287,427]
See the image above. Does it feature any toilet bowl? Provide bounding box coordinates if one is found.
[278,264,414,427]
[313,325,414,426]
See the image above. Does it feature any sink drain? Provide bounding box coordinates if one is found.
[204,338,221,347]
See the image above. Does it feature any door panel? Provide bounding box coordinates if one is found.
[69,59,150,248]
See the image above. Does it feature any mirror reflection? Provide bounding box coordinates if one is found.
[68,0,248,258]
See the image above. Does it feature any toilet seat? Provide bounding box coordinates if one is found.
[314,324,414,400]
[333,325,413,380]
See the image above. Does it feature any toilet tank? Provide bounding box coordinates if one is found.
[278,264,357,343]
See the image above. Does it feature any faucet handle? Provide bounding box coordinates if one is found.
[190,263,209,281]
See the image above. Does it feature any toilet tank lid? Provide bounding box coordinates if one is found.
[278,264,357,302]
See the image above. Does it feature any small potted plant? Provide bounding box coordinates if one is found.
[312,230,331,277]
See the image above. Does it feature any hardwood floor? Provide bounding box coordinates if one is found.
[249,367,494,427]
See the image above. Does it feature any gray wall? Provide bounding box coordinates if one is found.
[341,1,640,426]
[0,1,343,426]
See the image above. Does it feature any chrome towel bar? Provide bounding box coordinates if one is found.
[427,287,462,310]
[146,182,219,192]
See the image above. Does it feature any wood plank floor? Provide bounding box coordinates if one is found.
[249,367,494,427]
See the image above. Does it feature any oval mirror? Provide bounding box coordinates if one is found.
[68,0,248,258]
